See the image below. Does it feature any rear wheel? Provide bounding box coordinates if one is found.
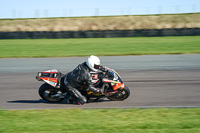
[107,86,130,101]
[38,83,65,102]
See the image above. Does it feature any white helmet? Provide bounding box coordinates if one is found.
[86,55,100,72]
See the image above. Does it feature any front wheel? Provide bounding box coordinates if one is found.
[107,86,130,101]
[38,83,65,102]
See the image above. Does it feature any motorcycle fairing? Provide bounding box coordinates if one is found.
[104,79,125,90]
[36,69,59,87]
[113,83,125,90]
[103,77,124,90]
[43,78,57,87]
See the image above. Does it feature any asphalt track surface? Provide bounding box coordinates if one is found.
[0,54,200,110]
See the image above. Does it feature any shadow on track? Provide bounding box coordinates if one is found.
[7,99,47,104]
[7,99,112,104]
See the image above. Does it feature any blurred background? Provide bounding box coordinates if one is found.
[0,0,200,37]
[1,0,200,19]
[1,4,200,19]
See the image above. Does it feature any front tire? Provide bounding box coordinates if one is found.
[107,86,130,101]
[38,83,65,102]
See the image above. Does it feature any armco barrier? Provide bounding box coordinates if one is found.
[0,28,200,39]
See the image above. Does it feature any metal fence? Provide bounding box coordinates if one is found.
[0,5,200,19]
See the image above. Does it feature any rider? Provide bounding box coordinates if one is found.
[64,55,109,105]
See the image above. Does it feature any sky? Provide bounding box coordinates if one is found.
[0,0,199,18]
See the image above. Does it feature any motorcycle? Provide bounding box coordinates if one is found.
[36,68,130,104]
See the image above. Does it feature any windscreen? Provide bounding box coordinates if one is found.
[109,70,123,83]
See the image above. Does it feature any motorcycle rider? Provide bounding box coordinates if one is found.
[64,55,109,105]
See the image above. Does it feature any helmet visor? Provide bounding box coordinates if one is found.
[94,64,100,69]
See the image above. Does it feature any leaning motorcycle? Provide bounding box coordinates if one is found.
[36,69,130,103]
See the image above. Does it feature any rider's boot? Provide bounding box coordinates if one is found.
[70,89,87,105]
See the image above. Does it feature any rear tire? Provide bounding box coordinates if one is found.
[38,83,65,103]
[107,86,130,101]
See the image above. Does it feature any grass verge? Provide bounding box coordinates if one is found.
[0,36,200,58]
[0,108,200,133]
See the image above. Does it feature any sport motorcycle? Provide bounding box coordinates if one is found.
[36,69,130,103]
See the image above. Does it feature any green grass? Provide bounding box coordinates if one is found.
[0,36,200,58]
[0,108,200,133]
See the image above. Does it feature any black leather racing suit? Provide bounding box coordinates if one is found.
[64,62,107,104]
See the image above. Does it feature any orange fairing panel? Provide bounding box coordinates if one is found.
[39,77,58,83]
[113,83,125,90]
[39,77,58,87]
